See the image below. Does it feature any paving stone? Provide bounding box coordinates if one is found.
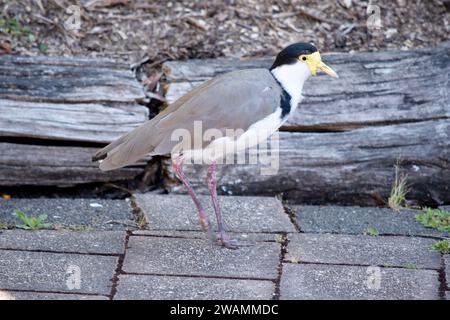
[123,236,280,279]
[280,264,439,300]
[0,250,117,294]
[445,255,450,288]
[286,233,441,269]
[132,230,279,242]
[134,194,295,232]
[0,198,135,230]
[0,230,126,254]
[115,274,274,300]
[293,206,449,237]
[0,291,108,300]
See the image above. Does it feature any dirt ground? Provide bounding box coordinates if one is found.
[1,0,449,63]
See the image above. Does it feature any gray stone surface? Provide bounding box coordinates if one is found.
[0,250,117,294]
[293,206,449,237]
[280,264,440,300]
[0,198,135,230]
[0,291,108,300]
[134,194,295,232]
[286,233,441,269]
[0,230,126,254]
[115,274,274,300]
[132,230,280,242]
[123,235,280,279]
[445,255,450,289]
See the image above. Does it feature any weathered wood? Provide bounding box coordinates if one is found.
[0,55,148,186]
[0,99,148,143]
[0,55,144,103]
[164,41,450,131]
[162,42,450,205]
[163,119,450,205]
[0,143,144,186]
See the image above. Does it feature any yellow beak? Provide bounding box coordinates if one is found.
[306,52,339,78]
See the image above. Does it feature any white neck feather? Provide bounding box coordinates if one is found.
[270,61,311,108]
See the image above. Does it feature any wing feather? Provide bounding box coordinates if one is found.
[95,69,281,170]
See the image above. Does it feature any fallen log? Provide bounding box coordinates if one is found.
[0,55,148,186]
[162,42,450,205]
[0,143,144,186]
[0,99,148,143]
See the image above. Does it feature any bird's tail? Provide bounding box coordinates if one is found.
[92,123,158,171]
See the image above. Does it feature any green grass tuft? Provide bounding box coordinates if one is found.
[388,161,410,210]
[431,239,450,254]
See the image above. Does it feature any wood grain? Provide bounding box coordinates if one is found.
[0,55,148,185]
[0,143,144,186]
[164,41,450,131]
[163,119,450,205]
[162,42,450,205]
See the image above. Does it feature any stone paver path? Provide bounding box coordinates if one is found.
[0,195,448,300]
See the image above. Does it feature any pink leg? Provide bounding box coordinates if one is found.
[172,159,212,237]
[206,161,239,249]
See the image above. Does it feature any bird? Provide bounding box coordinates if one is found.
[93,42,338,249]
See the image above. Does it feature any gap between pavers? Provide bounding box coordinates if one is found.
[114,274,274,300]
[280,263,440,300]
[293,206,449,237]
[0,198,136,231]
[122,235,280,279]
[285,233,441,270]
[0,230,126,255]
[0,250,117,295]
[132,230,280,242]
[133,193,295,233]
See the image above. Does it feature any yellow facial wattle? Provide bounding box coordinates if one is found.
[300,51,339,78]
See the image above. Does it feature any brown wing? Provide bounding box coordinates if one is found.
[94,69,281,170]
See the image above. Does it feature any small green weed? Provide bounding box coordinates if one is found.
[431,240,450,254]
[13,210,52,230]
[366,227,379,236]
[402,263,418,269]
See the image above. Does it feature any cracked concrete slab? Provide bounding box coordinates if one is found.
[0,198,136,231]
[0,230,126,254]
[280,263,440,300]
[123,235,280,279]
[286,233,441,269]
[0,250,117,295]
[134,194,295,232]
[115,274,274,300]
[293,206,449,237]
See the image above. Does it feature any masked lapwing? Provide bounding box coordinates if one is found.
[93,42,338,249]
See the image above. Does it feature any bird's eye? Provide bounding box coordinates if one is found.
[302,56,307,61]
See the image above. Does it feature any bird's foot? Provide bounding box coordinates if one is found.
[215,232,240,249]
